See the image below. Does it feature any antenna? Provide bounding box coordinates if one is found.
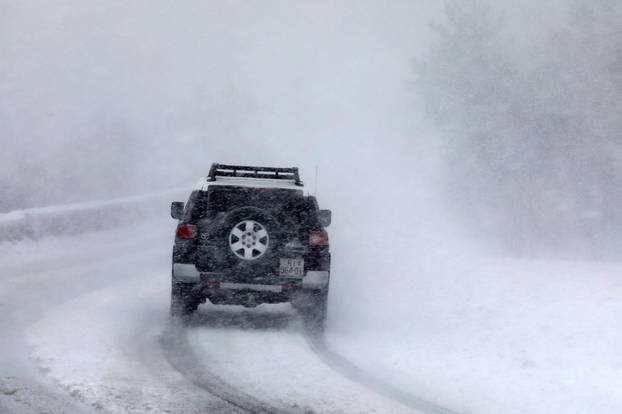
[314,165,319,197]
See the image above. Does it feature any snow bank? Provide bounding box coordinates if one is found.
[0,211,27,241]
[328,245,622,414]
[25,241,230,414]
[0,189,186,242]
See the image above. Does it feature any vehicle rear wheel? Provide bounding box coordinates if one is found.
[170,281,201,319]
[299,291,328,335]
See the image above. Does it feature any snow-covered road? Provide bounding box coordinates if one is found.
[5,216,622,414]
[0,219,438,414]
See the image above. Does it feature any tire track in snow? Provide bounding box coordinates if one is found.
[160,321,297,414]
[163,306,459,414]
[304,332,464,414]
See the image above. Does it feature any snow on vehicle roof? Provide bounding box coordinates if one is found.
[194,176,304,191]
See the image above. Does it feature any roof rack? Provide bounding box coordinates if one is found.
[207,163,304,186]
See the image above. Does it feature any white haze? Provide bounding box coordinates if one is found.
[0,0,468,293]
[4,2,622,413]
[1,0,577,258]
[1,0,440,205]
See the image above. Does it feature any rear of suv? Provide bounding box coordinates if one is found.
[170,164,331,331]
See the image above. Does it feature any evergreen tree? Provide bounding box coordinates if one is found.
[416,0,622,257]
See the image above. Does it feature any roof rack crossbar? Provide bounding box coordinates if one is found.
[207,163,303,186]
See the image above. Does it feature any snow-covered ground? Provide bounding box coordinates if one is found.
[2,217,622,414]
[2,219,423,413]
[26,250,240,414]
[185,306,415,413]
[328,239,622,414]
[18,221,420,413]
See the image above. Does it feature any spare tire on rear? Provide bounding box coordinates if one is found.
[219,207,283,267]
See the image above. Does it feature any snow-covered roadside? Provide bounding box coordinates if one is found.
[25,246,238,414]
[327,253,622,414]
[0,375,91,414]
[0,220,172,280]
[0,188,187,242]
[0,218,192,414]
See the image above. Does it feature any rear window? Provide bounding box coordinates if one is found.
[182,186,307,222]
[207,186,303,213]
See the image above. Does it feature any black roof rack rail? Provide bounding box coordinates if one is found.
[207,163,304,186]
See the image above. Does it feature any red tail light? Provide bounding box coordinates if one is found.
[206,280,220,289]
[176,224,197,239]
[309,229,329,246]
[282,282,297,290]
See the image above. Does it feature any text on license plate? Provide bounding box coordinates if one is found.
[279,258,304,277]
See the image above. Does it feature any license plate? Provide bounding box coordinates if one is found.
[279,258,304,277]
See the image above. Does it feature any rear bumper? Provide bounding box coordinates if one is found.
[172,263,329,289]
[220,282,282,292]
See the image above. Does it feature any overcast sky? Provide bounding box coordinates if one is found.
[1,0,566,210]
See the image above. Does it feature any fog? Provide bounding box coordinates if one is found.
[4,0,618,261]
[1,0,439,207]
[3,1,622,413]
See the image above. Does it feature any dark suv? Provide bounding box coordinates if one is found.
[170,164,331,330]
